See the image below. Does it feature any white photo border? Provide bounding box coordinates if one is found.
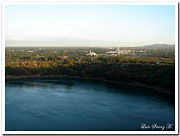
[1,1,179,135]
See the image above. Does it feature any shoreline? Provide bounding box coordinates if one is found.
[5,75,173,95]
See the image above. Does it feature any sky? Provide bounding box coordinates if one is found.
[5,5,175,47]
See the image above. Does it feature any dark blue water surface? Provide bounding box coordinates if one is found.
[6,78,175,131]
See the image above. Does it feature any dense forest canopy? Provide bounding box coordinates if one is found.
[5,45,175,94]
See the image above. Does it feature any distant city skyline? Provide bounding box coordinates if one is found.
[5,5,175,47]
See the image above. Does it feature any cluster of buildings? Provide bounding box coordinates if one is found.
[107,49,139,55]
[107,47,136,55]
[86,47,146,56]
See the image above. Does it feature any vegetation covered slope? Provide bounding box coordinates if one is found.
[5,46,175,94]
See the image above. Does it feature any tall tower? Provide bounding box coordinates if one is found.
[117,46,120,52]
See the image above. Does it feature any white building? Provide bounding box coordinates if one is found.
[87,50,97,56]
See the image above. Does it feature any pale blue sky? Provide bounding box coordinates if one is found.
[5,5,175,47]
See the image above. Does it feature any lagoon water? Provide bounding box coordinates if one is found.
[6,78,174,131]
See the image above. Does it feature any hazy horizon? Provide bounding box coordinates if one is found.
[5,5,175,47]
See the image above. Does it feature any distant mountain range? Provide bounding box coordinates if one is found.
[144,44,175,48]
